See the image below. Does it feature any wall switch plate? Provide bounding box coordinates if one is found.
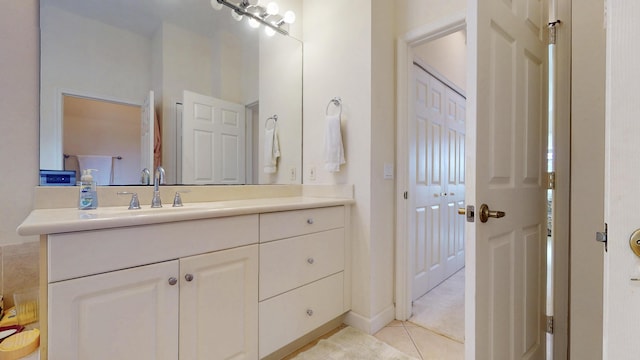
[309,166,316,181]
[384,163,394,180]
[289,167,296,181]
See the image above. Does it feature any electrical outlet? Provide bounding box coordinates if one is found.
[289,167,296,181]
[309,166,316,181]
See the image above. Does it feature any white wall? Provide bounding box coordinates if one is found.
[302,0,396,332]
[413,30,467,93]
[0,0,39,246]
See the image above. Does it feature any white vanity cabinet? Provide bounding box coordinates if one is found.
[22,196,353,360]
[44,215,259,360]
[258,206,349,358]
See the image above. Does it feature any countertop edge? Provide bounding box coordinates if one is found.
[17,197,355,236]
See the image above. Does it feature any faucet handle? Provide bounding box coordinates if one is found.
[117,192,141,210]
[172,190,191,207]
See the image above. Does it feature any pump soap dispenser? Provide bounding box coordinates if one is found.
[78,169,98,210]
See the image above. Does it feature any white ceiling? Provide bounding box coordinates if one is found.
[41,0,245,39]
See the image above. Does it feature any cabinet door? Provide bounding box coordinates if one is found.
[48,260,179,360]
[180,245,258,360]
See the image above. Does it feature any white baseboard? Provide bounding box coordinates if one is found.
[344,304,396,335]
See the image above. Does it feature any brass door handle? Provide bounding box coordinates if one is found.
[458,208,466,215]
[479,203,505,223]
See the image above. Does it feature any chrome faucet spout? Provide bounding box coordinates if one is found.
[151,166,165,208]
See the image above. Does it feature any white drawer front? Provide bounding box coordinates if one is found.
[259,206,344,242]
[258,272,344,358]
[48,215,258,282]
[260,228,344,300]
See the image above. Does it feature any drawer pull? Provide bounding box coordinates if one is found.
[168,277,178,286]
[307,257,315,265]
[306,218,314,225]
[306,309,314,317]
[185,274,194,282]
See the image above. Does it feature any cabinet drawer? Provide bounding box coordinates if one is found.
[260,228,344,300]
[259,206,344,242]
[48,215,258,282]
[259,272,344,358]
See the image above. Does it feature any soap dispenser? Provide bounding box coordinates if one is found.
[78,169,98,210]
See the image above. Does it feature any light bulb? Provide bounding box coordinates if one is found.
[231,9,243,21]
[248,18,260,28]
[266,2,279,15]
[265,26,276,36]
[210,0,223,10]
[283,10,295,24]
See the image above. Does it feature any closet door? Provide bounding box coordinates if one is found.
[411,64,466,300]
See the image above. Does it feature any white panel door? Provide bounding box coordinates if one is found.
[182,90,245,184]
[603,2,640,358]
[467,0,547,358]
[48,260,179,360]
[179,245,258,360]
[140,90,154,172]
[444,87,466,279]
[411,66,466,300]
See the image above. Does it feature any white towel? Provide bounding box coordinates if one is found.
[263,123,280,174]
[324,115,345,172]
[77,155,113,185]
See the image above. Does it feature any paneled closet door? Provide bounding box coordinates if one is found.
[411,64,466,300]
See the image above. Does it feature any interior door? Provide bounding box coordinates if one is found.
[411,66,466,300]
[467,0,547,358]
[140,90,154,172]
[182,90,246,184]
[602,2,640,358]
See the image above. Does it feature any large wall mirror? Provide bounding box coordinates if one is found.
[40,0,303,185]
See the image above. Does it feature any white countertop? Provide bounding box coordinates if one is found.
[17,196,354,236]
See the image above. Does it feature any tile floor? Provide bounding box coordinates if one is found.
[374,270,465,360]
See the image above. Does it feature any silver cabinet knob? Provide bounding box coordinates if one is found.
[307,218,314,225]
[168,277,177,286]
[185,274,194,282]
[307,257,315,265]
[306,309,314,316]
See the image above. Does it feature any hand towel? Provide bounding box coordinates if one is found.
[77,155,113,185]
[264,123,280,174]
[324,114,345,172]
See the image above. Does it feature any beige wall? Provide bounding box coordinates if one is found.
[571,0,605,358]
[0,0,40,305]
[413,30,467,92]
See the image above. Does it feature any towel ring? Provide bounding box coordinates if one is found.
[326,97,342,117]
[265,115,278,130]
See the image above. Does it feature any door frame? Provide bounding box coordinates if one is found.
[395,11,467,321]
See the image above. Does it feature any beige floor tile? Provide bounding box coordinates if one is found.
[385,320,405,327]
[374,325,422,359]
[406,326,464,360]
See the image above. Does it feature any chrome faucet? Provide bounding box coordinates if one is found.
[151,166,165,208]
[140,168,151,185]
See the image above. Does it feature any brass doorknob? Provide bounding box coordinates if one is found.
[458,208,466,215]
[479,203,505,223]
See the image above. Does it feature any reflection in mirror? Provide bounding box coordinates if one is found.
[39,0,302,185]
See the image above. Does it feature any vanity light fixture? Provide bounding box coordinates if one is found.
[210,0,295,36]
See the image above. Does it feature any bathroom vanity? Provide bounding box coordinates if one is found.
[18,186,353,360]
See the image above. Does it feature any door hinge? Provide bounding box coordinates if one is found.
[596,223,608,252]
[545,315,554,334]
[546,172,556,190]
[548,20,561,45]
[403,191,408,200]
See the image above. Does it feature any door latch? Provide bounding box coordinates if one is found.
[458,205,475,222]
[596,223,607,252]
